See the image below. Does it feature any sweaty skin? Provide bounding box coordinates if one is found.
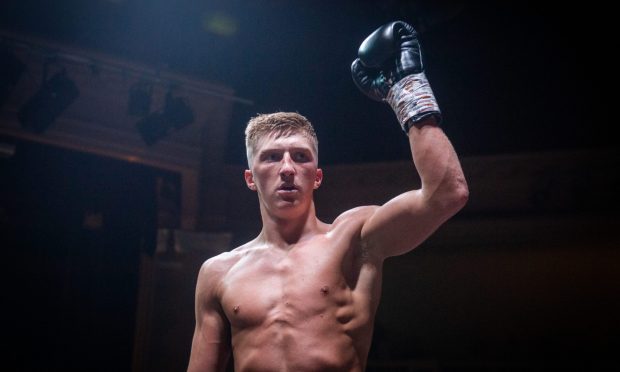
[188,120,468,371]
[214,206,379,371]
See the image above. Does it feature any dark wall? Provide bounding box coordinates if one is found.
[2,138,159,371]
[371,227,619,369]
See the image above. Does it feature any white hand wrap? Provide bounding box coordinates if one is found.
[385,72,441,133]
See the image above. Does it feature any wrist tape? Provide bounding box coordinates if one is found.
[385,72,441,133]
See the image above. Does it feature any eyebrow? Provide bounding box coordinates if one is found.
[257,147,315,160]
[258,146,313,154]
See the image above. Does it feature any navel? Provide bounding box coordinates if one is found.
[320,286,329,295]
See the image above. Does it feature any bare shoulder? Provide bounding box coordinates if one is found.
[196,242,255,290]
[330,205,379,231]
[327,206,380,251]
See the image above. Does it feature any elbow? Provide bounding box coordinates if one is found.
[429,177,469,216]
[451,181,469,212]
[449,176,469,213]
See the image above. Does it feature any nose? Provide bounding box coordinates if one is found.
[279,153,296,178]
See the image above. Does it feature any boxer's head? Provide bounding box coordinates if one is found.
[245,112,318,168]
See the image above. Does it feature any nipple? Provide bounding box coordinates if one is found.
[233,305,240,313]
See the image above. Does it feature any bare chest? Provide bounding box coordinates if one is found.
[220,240,356,329]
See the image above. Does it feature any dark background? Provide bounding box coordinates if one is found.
[1,0,612,165]
[2,1,617,370]
[3,139,160,370]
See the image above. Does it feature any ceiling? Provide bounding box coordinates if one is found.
[0,1,611,164]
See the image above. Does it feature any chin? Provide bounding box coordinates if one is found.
[272,200,308,217]
[275,201,301,213]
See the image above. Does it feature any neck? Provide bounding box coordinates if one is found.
[258,201,322,249]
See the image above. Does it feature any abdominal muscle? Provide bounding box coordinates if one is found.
[219,237,378,371]
[231,311,365,372]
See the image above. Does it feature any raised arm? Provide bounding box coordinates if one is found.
[187,259,231,372]
[351,21,468,258]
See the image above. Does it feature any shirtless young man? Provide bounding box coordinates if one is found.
[187,21,468,371]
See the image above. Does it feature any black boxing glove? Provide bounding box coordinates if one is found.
[351,21,441,133]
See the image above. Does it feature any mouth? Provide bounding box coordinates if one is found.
[277,184,299,193]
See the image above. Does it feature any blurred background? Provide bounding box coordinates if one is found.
[1,1,617,371]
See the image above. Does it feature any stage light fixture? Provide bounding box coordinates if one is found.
[135,89,194,146]
[136,111,168,146]
[162,90,194,129]
[18,69,79,133]
[1,46,26,107]
[127,81,152,117]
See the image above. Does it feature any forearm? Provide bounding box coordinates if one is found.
[408,117,468,210]
[353,21,468,257]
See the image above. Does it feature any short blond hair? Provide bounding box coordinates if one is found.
[245,112,318,166]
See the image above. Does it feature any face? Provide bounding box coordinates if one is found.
[244,132,322,217]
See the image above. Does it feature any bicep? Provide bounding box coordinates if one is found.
[361,190,451,258]
[187,265,231,372]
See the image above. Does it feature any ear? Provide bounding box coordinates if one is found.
[313,168,323,189]
[244,169,257,191]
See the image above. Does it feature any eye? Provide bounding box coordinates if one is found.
[293,151,310,162]
[263,152,282,162]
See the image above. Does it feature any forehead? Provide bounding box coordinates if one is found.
[255,132,316,153]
